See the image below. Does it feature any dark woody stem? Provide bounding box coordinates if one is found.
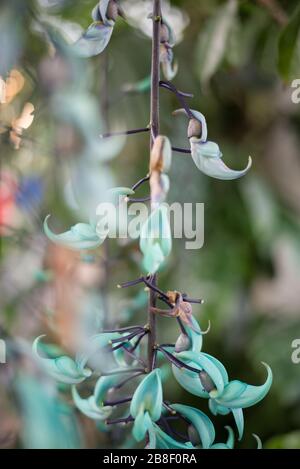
[147,0,162,373]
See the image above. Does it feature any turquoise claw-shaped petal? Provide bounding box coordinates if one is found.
[253,434,262,449]
[175,316,204,353]
[72,386,112,420]
[232,408,244,441]
[153,423,194,449]
[130,369,163,441]
[172,351,227,397]
[93,374,121,405]
[140,205,172,274]
[171,404,215,449]
[44,215,105,250]
[33,336,91,384]
[210,426,235,449]
[190,138,252,181]
[215,363,273,408]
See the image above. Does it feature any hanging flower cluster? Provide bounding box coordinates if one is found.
[33,304,271,448]
[36,0,272,450]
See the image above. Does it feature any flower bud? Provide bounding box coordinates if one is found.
[150,135,172,173]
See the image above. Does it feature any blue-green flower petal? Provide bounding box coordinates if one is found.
[215,363,272,409]
[72,386,112,420]
[131,369,162,421]
[209,399,230,416]
[33,336,91,384]
[153,423,194,449]
[173,351,226,397]
[253,434,262,449]
[44,215,105,250]
[190,138,252,181]
[232,408,244,441]
[171,404,215,449]
[210,427,235,449]
[201,352,229,386]
[93,374,121,406]
[176,316,203,353]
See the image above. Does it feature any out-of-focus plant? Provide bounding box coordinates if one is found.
[35,0,273,449]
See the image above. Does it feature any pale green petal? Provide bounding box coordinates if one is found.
[171,404,215,449]
[190,139,252,180]
[174,351,226,396]
[130,369,163,422]
[72,386,112,420]
[201,353,229,385]
[209,399,230,416]
[44,215,104,250]
[93,375,121,406]
[215,363,273,409]
[253,434,263,449]
[33,336,91,384]
[153,424,194,449]
[225,426,235,449]
[133,409,148,441]
[232,408,244,441]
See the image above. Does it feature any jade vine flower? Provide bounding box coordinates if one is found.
[172,349,272,439]
[72,375,120,420]
[139,204,172,274]
[33,336,92,384]
[73,0,124,58]
[175,108,252,180]
[44,187,134,250]
[130,369,163,442]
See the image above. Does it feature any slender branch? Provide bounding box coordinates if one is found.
[160,79,194,119]
[113,371,145,390]
[100,127,150,138]
[131,174,150,191]
[100,325,145,334]
[106,415,134,425]
[103,396,132,407]
[172,146,191,154]
[101,367,145,376]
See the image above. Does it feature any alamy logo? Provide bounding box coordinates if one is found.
[0,339,6,364]
[96,201,205,250]
[291,79,300,104]
[291,339,300,364]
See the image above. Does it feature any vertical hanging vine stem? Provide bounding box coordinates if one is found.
[147,0,162,372]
